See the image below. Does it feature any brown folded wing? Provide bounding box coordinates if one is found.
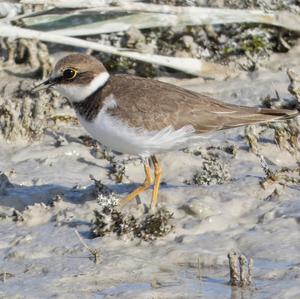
[106,75,298,133]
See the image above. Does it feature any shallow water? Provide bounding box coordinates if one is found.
[1,65,300,298]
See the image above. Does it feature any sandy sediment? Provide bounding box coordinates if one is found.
[0,57,300,298]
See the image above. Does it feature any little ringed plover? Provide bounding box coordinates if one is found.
[33,53,299,209]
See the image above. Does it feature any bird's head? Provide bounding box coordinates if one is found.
[32,53,109,103]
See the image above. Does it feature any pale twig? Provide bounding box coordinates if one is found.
[247,258,254,285]
[239,255,248,287]
[279,31,291,50]
[21,0,138,8]
[0,24,235,78]
[245,125,259,154]
[19,1,300,32]
[197,256,202,280]
[228,250,254,287]
[228,250,239,286]
[74,229,100,264]
[259,155,274,178]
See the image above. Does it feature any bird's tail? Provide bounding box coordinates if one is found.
[221,106,299,130]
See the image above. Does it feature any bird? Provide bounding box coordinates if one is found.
[32,53,298,209]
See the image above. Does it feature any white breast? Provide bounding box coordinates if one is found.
[77,96,202,157]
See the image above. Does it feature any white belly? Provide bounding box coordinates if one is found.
[77,110,200,157]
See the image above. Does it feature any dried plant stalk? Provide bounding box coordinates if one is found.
[20,1,300,33]
[245,125,259,154]
[228,250,239,286]
[228,250,253,287]
[239,255,248,287]
[0,24,236,78]
[247,258,254,285]
[74,229,100,264]
[21,0,138,8]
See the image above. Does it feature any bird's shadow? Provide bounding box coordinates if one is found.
[1,171,285,212]
[0,177,178,212]
[0,169,211,214]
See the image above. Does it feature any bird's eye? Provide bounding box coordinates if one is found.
[63,68,77,80]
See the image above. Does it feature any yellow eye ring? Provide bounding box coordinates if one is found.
[63,68,78,80]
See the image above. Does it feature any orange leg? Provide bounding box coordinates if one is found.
[118,162,152,207]
[150,155,162,209]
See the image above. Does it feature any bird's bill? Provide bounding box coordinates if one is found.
[31,78,54,93]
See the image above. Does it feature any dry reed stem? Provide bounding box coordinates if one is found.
[74,229,101,264]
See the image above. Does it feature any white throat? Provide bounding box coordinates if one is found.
[53,72,110,102]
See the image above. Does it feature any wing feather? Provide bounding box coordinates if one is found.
[107,75,298,133]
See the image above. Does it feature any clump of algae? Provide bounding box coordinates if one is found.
[92,206,174,241]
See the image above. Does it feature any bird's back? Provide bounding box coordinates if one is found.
[105,74,298,134]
